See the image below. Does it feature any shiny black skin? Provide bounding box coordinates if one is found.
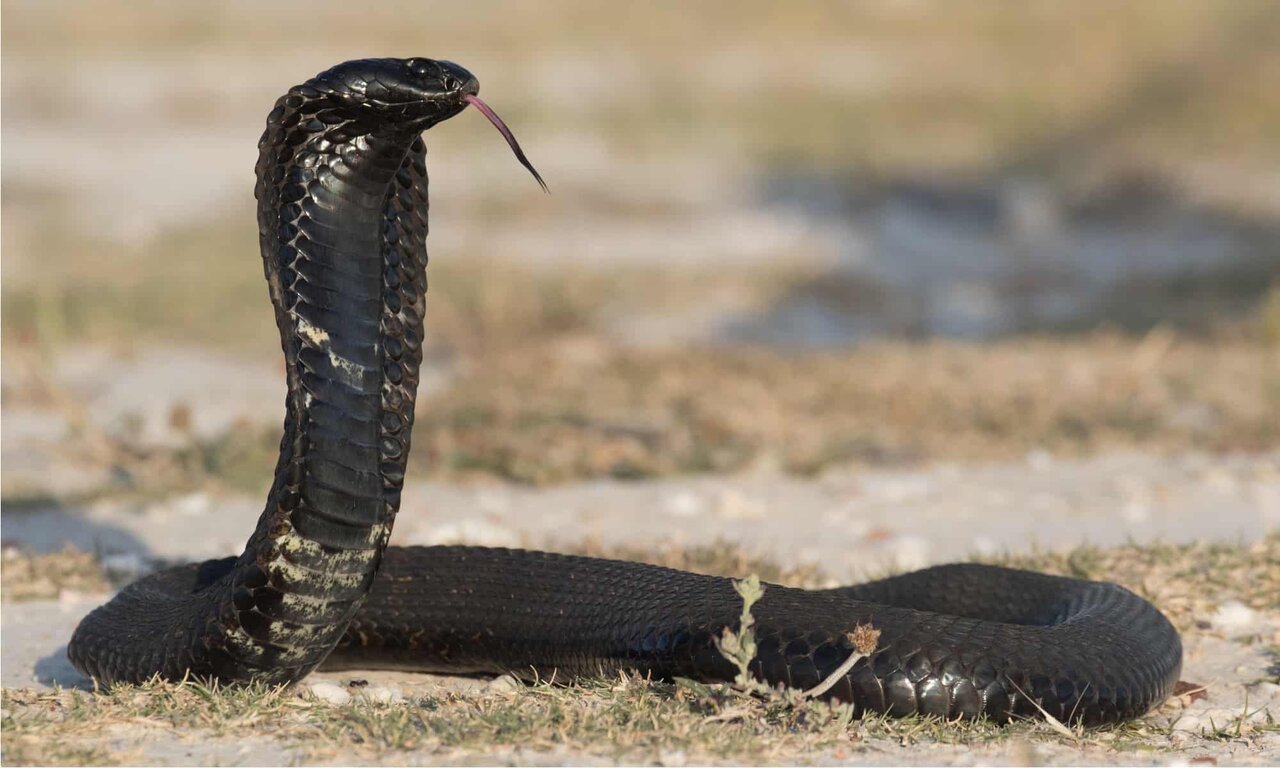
[327,548,1181,725]
[67,58,1181,724]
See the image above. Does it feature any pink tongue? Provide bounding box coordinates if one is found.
[463,94,548,193]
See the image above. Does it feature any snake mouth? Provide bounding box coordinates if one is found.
[463,93,548,193]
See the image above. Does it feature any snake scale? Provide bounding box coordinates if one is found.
[67,57,1182,725]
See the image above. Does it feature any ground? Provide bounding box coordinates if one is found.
[2,534,1279,764]
[4,1,1280,765]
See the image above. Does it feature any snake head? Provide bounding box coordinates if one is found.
[307,57,478,130]
[301,57,546,191]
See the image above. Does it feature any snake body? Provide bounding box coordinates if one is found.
[67,58,1182,725]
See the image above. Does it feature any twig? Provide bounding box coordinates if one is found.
[802,624,880,700]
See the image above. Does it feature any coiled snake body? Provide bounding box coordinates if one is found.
[68,58,1181,725]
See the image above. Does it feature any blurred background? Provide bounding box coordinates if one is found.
[3,0,1278,513]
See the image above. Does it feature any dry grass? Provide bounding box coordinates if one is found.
[4,2,1279,499]
[0,676,967,766]
[413,331,1280,484]
[1,546,109,603]
[0,209,790,356]
[8,324,1273,497]
[997,536,1280,630]
[2,536,1276,765]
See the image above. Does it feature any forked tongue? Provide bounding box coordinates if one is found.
[464,94,548,193]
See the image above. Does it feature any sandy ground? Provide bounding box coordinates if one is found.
[3,451,1278,581]
[3,347,1279,762]
[3,449,1278,764]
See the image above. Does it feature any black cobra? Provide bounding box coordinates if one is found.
[67,58,1182,725]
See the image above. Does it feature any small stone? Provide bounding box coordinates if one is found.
[359,685,402,704]
[1209,601,1257,631]
[1172,715,1204,733]
[309,681,352,705]
[485,674,523,694]
[1176,708,1246,734]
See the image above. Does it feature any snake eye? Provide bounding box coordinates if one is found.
[407,58,433,77]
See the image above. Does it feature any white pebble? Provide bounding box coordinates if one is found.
[359,685,402,704]
[1171,715,1204,733]
[309,681,352,705]
[1175,708,1250,734]
[1209,600,1257,630]
[485,674,523,694]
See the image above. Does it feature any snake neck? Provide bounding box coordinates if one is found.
[204,86,432,681]
[66,59,470,687]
